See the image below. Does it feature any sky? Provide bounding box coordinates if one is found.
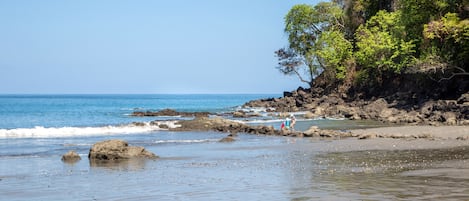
[0,0,318,94]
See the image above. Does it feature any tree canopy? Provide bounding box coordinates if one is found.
[277,0,469,90]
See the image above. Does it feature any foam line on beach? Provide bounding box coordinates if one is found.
[0,122,178,138]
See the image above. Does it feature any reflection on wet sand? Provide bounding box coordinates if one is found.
[293,146,469,200]
[89,158,150,171]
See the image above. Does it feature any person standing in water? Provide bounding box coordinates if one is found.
[281,114,296,131]
[290,114,296,131]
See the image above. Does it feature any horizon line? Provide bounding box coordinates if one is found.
[0,92,283,95]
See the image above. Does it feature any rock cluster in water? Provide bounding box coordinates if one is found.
[170,117,349,138]
[131,109,210,118]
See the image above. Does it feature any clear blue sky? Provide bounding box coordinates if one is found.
[0,0,317,94]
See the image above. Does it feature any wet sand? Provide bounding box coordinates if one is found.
[350,125,469,140]
[1,127,469,200]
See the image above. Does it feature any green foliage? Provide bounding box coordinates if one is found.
[315,30,353,80]
[423,12,469,69]
[355,11,415,73]
[284,4,318,56]
[424,13,469,42]
[279,2,349,85]
[398,0,466,55]
[278,0,469,89]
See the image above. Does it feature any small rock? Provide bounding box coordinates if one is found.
[358,133,377,140]
[417,133,434,139]
[456,136,469,140]
[304,126,320,136]
[62,150,81,163]
[219,136,236,143]
[158,124,169,129]
[132,122,146,127]
[442,112,457,125]
[232,111,246,118]
[304,111,314,119]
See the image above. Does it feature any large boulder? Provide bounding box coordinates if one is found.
[62,150,81,163]
[88,140,158,160]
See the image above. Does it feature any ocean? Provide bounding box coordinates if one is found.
[0,94,274,130]
[1,94,466,200]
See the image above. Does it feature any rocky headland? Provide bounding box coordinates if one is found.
[244,87,469,126]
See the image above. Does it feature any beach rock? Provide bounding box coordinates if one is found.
[131,109,210,118]
[232,111,261,118]
[456,136,469,140]
[158,124,169,129]
[172,117,281,136]
[88,139,158,161]
[302,126,351,138]
[442,112,457,125]
[219,136,236,143]
[457,93,469,104]
[304,111,314,119]
[132,122,146,127]
[62,150,81,163]
[314,106,324,116]
[232,111,246,118]
[304,126,321,137]
[358,133,377,140]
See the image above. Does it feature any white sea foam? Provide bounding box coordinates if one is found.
[0,121,180,139]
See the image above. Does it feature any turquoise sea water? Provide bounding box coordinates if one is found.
[0,94,275,130]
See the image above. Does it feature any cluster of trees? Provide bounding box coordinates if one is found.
[276,0,469,90]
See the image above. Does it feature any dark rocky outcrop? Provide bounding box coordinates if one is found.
[61,150,81,163]
[244,88,469,126]
[131,109,210,118]
[171,117,281,135]
[88,140,158,161]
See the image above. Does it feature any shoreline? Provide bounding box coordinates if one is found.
[165,116,469,143]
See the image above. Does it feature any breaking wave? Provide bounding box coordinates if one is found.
[0,121,179,138]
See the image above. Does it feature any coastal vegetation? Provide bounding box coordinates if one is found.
[276,0,469,98]
[262,0,469,125]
